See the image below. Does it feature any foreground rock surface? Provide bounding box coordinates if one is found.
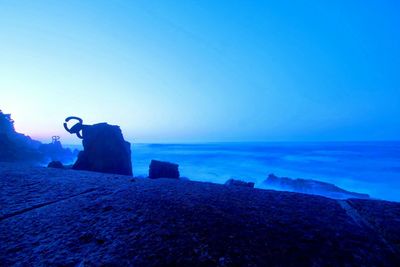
[263,173,370,199]
[0,163,399,266]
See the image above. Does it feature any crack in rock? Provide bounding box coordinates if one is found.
[0,188,98,221]
[338,200,370,227]
[338,200,399,255]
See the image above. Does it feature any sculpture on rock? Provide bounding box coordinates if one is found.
[64,116,133,176]
[63,116,86,139]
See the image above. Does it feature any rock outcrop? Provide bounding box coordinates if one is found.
[0,110,43,162]
[0,110,77,164]
[263,173,370,199]
[72,123,132,176]
[149,160,179,179]
[225,178,255,188]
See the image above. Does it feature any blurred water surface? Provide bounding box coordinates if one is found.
[132,142,400,201]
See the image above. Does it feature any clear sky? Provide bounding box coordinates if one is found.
[1,0,399,144]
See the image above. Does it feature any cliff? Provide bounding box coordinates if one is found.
[0,110,77,164]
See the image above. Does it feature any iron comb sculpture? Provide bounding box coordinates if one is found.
[63,116,86,139]
[52,136,60,143]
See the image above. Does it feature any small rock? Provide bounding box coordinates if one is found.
[225,178,255,188]
[95,238,105,245]
[149,160,179,179]
[47,161,65,169]
[79,233,94,243]
[102,206,113,212]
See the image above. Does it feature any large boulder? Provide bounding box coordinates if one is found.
[73,123,132,176]
[263,173,370,199]
[149,160,179,179]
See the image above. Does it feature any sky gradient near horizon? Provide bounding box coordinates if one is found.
[1,0,399,144]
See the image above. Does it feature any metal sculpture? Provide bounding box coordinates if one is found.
[62,116,133,175]
[52,136,60,143]
[63,116,85,139]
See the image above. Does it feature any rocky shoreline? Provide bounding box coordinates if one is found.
[1,162,399,266]
[261,173,371,200]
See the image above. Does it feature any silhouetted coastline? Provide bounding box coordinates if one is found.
[0,110,78,164]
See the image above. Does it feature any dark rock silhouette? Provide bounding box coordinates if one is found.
[0,110,15,134]
[1,110,77,164]
[149,160,179,179]
[47,160,65,169]
[64,117,132,176]
[225,178,255,188]
[263,173,370,199]
[0,110,43,162]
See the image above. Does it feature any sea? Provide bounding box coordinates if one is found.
[131,142,400,202]
[67,142,400,202]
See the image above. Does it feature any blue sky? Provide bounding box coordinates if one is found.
[1,0,399,143]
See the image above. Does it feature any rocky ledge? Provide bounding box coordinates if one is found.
[0,162,399,266]
[263,174,371,199]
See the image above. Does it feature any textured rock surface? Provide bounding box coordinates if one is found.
[346,199,400,253]
[225,178,255,188]
[149,159,179,179]
[73,123,132,176]
[263,173,370,199]
[0,163,399,266]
